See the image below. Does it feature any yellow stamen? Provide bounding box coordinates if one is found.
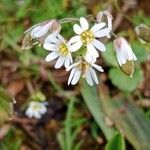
[77,61,89,74]
[81,30,94,45]
[59,43,69,56]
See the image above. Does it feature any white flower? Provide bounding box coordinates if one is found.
[69,17,111,60]
[66,58,104,86]
[25,101,47,119]
[97,10,113,38]
[43,33,73,69]
[113,37,137,66]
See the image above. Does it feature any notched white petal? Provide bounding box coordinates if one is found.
[43,43,57,51]
[92,64,104,72]
[85,70,93,86]
[69,36,81,44]
[70,41,82,52]
[92,39,106,52]
[91,23,106,33]
[55,57,65,69]
[71,69,81,85]
[45,52,59,62]
[80,17,89,31]
[73,24,83,34]
[94,28,110,38]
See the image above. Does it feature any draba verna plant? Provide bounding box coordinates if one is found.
[22,10,137,86]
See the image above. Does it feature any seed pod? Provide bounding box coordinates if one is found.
[135,24,150,43]
[121,60,135,77]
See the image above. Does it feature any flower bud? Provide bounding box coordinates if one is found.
[22,20,61,50]
[97,10,113,32]
[135,24,150,43]
[113,37,137,76]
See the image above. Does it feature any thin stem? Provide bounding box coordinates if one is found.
[111,31,118,38]
[59,18,79,24]
[114,0,137,25]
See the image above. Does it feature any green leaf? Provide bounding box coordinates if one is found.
[101,95,150,150]
[81,80,115,140]
[105,132,125,150]
[102,43,118,67]
[0,128,22,150]
[131,42,148,63]
[0,88,15,103]
[109,68,143,92]
[0,88,14,124]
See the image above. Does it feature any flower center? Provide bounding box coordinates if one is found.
[77,61,89,75]
[32,104,42,111]
[59,43,69,56]
[81,30,94,45]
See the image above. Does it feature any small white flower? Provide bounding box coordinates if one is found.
[66,58,104,86]
[69,17,111,60]
[43,33,73,69]
[97,10,113,38]
[113,37,137,66]
[25,101,47,119]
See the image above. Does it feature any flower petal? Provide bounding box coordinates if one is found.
[92,64,104,72]
[91,23,106,33]
[80,17,89,31]
[55,56,65,68]
[73,24,83,34]
[57,34,66,43]
[94,28,110,38]
[45,52,59,62]
[66,61,81,71]
[87,43,99,58]
[68,36,81,44]
[34,112,41,119]
[68,67,76,85]
[89,68,99,84]
[43,43,57,51]
[64,56,71,68]
[85,70,93,86]
[70,41,83,52]
[92,39,106,52]
[44,34,59,44]
[71,69,81,85]
[31,26,43,38]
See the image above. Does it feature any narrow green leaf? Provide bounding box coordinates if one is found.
[105,132,125,150]
[81,80,115,140]
[0,88,14,124]
[57,132,65,150]
[101,96,150,150]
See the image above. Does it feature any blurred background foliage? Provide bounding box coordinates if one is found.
[0,0,150,150]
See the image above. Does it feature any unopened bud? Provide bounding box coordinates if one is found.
[22,20,61,50]
[97,10,113,32]
[135,24,150,43]
[113,37,137,76]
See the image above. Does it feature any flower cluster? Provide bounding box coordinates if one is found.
[22,11,137,86]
